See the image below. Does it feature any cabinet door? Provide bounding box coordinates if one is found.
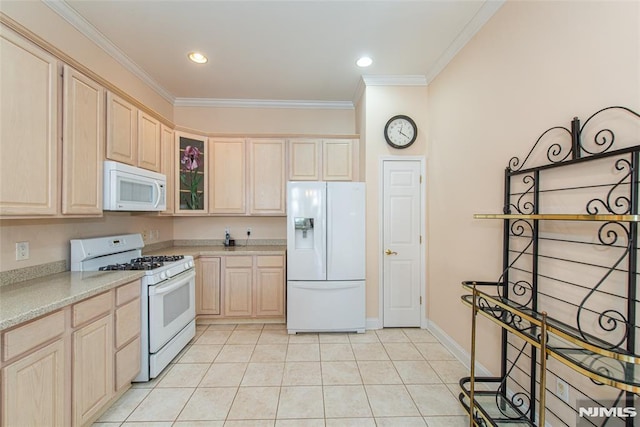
[161,125,175,214]
[2,339,67,427]
[248,139,286,215]
[196,257,221,315]
[137,110,161,172]
[255,267,285,317]
[224,268,253,317]
[175,131,208,214]
[72,314,114,427]
[209,138,246,214]
[322,139,353,181]
[289,139,321,181]
[106,92,137,166]
[62,65,104,215]
[0,26,58,215]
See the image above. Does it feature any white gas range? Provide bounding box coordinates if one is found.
[71,234,195,382]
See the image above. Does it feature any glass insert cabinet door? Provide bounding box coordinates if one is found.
[176,132,207,213]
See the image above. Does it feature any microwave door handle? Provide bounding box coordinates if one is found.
[153,181,162,208]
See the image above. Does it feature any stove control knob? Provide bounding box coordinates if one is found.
[188,261,194,268]
[160,272,167,280]
[184,262,190,269]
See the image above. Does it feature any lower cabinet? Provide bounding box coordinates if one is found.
[196,254,285,320]
[0,279,141,427]
[72,314,114,426]
[196,257,221,315]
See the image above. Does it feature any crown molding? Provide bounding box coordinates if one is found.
[361,75,428,87]
[43,0,176,104]
[174,98,354,110]
[425,0,505,83]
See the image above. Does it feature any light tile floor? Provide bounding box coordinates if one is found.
[94,323,469,427]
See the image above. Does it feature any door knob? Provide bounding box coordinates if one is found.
[385,249,398,255]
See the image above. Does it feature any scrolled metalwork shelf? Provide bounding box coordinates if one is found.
[473,213,640,222]
[459,377,535,426]
[461,282,640,394]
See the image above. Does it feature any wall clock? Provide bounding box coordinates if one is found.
[384,115,417,149]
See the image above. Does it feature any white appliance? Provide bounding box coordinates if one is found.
[287,181,366,334]
[70,234,195,382]
[103,160,167,211]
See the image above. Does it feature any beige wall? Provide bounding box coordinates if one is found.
[174,106,355,135]
[0,1,174,119]
[426,0,640,378]
[0,214,174,271]
[361,85,429,320]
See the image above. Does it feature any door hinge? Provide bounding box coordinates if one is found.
[420,296,422,305]
[419,235,422,244]
[420,175,423,183]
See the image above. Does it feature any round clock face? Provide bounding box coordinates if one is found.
[384,115,417,149]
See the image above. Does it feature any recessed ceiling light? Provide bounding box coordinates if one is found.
[356,56,373,68]
[188,52,208,64]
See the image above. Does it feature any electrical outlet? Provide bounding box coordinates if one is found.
[15,241,29,261]
[142,230,149,241]
[246,227,252,236]
[556,378,569,403]
[153,230,159,240]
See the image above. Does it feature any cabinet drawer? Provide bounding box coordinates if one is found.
[225,256,253,268]
[116,280,140,306]
[257,255,284,268]
[2,310,65,362]
[115,336,140,391]
[73,291,112,328]
[115,298,140,348]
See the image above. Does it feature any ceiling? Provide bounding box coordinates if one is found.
[49,0,503,108]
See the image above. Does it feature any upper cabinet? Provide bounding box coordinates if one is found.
[106,92,137,166]
[106,92,161,172]
[137,111,161,172]
[62,65,105,215]
[289,138,357,182]
[209,138,246,214]
[248,139,286,215]
[0,26,59,216]
[160,124,175,215]
[175,131,208,215]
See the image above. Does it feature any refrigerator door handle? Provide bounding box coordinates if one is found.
[290,282,361,291]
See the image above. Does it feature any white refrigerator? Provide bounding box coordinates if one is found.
[287,181,366,334]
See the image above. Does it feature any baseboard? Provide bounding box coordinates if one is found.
[425,318,492,377]
[366,317,382,330]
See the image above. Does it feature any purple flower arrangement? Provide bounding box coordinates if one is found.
[180,145,203,209]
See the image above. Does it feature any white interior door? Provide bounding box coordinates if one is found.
[383,160,422,327]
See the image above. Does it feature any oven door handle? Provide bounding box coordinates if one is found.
[148,271,195,296]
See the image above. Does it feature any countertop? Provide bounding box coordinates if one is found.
[1,245,286,332]
[0,271,144,331]
[146,245,287,257]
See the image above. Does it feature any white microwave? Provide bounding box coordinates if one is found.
[103,161,167,211]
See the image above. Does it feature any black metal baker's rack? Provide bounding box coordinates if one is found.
[459,106,640,426]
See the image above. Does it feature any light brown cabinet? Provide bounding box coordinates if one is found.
[175,131,208,214]
[221,255,285,319]
[137,111,161,172]
[209,138,246,214]
[248,139,286,215]
[1,311,68,427]
[62,65,105,215]
[72,313,114,426]
[0,25,59,216]
[106,92,161,173]
[106,92,137,166]
[196,257,221,315]
[0,280,141,427]
[288,138,357,181]
[160,124,175,214]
